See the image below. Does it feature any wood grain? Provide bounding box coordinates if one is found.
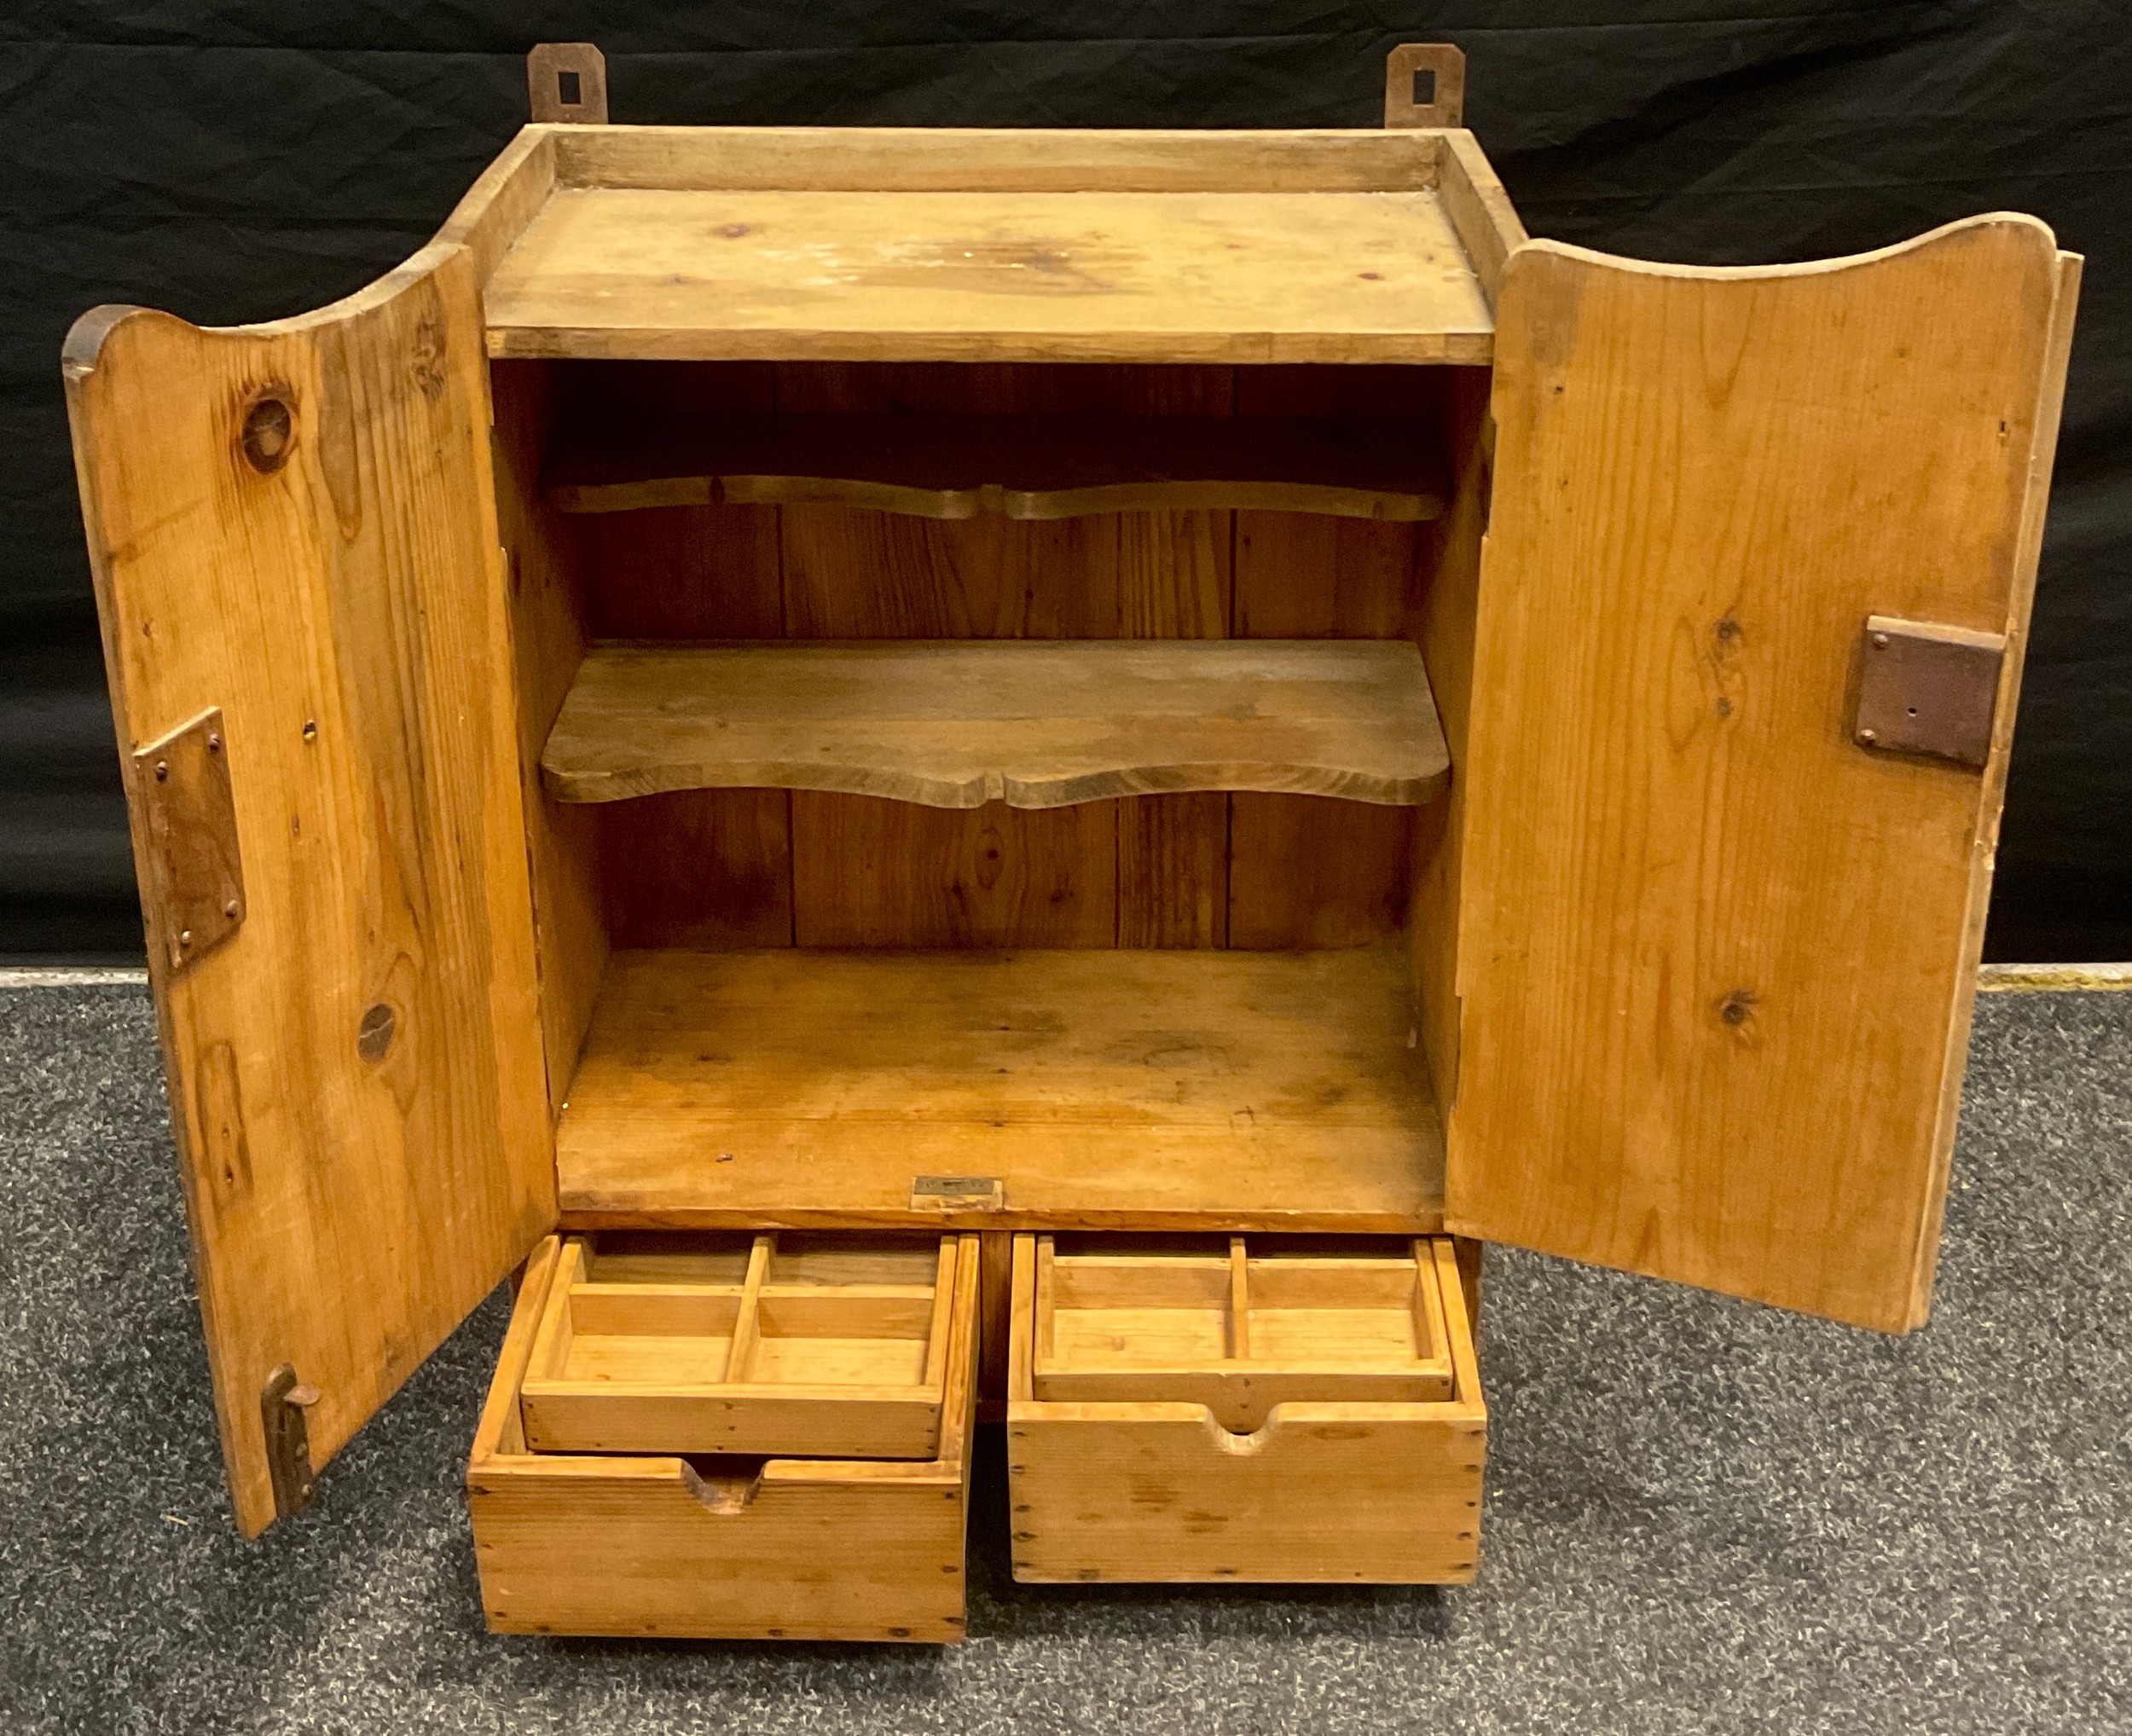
[1447,217,2079,1331]
[554,947,1445,1232]
[547,413,1448,523]
[1006,1234,1485,1583]
[66,252,554,1536]
[489,360,605,1112]
[602,788,793,948]
[541,640,1451,809]
[552,124,1444,195]
[1407,365,1494,1118]
[1030,1235,1454,1432]
[517,1230,954,1458]
[790,796,1116,947]
[1434,131,1528,312]
[470,1234,979,1641]
[484,186,1492,365]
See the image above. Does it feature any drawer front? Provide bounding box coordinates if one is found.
[469,1233,980,1642]
[517,1230,958,1459]
[1007,1233,1485,1584]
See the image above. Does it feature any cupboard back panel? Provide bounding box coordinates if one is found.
[542,359,1448,951]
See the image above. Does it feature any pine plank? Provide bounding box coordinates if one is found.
[1006,1234,1484,1583]
[554,947,1445,1232]
[67,252,553,1537]
[548,413,1448,522]
[469,1234,980,1642]
[484,187,1492,364]
[789,796,1117,948]
[1448,218,2079,1331]
[541,640,1451,810]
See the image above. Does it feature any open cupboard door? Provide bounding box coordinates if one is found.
[1445,217,2080,1332]
[64,247,555,1534]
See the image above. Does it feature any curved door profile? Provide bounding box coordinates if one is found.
[1447,217,2080,1332]
[65,244,554,1533]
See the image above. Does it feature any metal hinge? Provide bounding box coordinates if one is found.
[131,708,246,975]
[1851,616,2007,770]
[261,1364,322,1520]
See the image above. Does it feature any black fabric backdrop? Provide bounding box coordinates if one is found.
[3,3,2125,959]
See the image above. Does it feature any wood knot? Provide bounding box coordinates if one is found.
[356,1001,398,1064]
[1718,988,1758,1027]
[240,393,295,474]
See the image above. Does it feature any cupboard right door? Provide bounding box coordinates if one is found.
[1445,217,2079,1332]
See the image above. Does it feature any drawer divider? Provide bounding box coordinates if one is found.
[1412,1236,1450,1368]
[921,1240,958,1388]
[1227,1237,1251,1361]
[722,1232,774,1384]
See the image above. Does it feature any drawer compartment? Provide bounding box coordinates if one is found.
[1029,1232,1455,1431]
[469,1232,979,1642]
[518,1230,956,1456]
[1008,1233,1485,1584]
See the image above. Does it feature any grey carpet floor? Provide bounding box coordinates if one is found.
[0,981,2127,1735]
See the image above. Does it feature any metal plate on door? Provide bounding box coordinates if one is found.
[131,707,246,974]
[1851,616,2007,770]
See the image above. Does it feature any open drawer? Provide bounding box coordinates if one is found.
[519,1230,959,1456]
[469,1232,980,1642]
[1007,1233,1486,1583]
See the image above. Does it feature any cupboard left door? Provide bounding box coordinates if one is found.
[64,247,556,1536]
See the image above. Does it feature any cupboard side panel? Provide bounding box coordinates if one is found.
[1407,366,1492,1114]
[491,360,606,1102]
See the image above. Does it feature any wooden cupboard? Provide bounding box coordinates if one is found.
[62,43,2080,1641]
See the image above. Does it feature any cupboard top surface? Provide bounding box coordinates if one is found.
[466,126,1515,364]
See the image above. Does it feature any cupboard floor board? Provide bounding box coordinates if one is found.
[553,946,1445,1231]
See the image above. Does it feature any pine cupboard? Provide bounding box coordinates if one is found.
[62,43,2080,1641]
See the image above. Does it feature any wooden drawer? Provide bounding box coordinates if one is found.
[1007,1233,1486,1584]
[519,1230,958,1457]
[468,1232,979,1642]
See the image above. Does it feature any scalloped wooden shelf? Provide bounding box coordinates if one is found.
[544,414,1447,523]
[541,639,1450,810]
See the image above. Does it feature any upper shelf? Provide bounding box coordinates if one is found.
[546,414,1449,523]
[465,127,1524,367]
[485,188,1492,365]
[542,639,1451,810]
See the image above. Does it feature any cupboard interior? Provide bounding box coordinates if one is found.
[494,356,1491,1235]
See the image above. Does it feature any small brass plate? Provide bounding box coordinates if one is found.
[132,707,246,975]
[1851,616,2006,770]
[911,1174,1005,1212]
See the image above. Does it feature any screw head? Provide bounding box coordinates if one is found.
[178,929,193,948]
[154,760,169,782]
[223,900,240,919]
[206,732,223,753]
[301,720,318,742]
[1872,632,1891,649]
[1858,727,1879,744]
